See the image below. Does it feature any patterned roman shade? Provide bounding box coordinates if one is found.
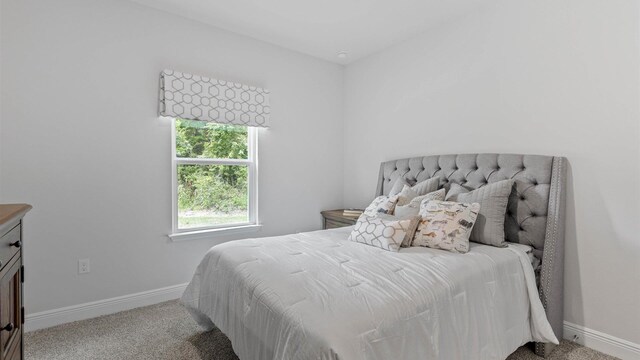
[159,69,270,128]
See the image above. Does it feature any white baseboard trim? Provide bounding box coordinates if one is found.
[25,283,188,332]
[564,321,640,360]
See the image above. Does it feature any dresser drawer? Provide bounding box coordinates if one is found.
[0,257,21,360]
[0,225,20,269]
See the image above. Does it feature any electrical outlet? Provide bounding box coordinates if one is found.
[78,258,90,274]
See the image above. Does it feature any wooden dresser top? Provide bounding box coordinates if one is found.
[0,204,32,226]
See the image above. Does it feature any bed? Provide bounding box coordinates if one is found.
[182,153,567,359]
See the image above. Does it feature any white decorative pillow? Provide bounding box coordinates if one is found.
[412,200,480,253]
[394,189,446,218]
[363,195,399,216]
[349,215,420,252]
[375,214,422,248]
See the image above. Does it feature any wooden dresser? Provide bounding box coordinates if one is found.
[0,204,31,360]
[320,209,362,229]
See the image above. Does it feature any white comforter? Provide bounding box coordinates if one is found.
[181,227,557,360]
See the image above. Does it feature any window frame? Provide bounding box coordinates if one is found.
[170,118,259,236]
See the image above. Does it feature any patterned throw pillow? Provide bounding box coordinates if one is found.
[363,195,399,216]
[412,200,480,253]
[375,214,422,248]
[349,215,420,252]
[394,189,446,217]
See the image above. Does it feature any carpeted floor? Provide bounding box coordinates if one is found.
[25,300,618,360]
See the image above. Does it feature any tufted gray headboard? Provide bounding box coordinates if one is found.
[376,154,566,357]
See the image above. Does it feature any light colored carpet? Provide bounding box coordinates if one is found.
[25,300,618,360]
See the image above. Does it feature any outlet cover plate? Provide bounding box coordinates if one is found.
[78,259,90,274]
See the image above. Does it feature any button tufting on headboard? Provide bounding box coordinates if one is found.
[376,154,554,254]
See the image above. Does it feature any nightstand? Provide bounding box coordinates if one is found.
[321,209,363,229]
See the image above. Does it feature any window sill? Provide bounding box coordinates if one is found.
[168,224,262,242]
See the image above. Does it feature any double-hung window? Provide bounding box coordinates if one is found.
[159,69,268,240]
[171,119,258,237]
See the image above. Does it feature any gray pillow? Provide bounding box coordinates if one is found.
[396,185,419,206]
[389,177,439,197]
[412,177,440,196]
[394,189,446,218]
[445,179,515,247]
[389,178,409,196]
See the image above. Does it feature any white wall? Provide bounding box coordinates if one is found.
[3,0,639,352]
[344,0,640,347]
[0,0,344,314]
[0,0,3,193]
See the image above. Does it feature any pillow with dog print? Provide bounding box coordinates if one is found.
[411,200,480,254]
[363,195,400,216]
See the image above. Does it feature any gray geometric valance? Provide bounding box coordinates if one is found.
[159,69,270,128]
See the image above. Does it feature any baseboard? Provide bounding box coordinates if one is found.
[564,321,640,360]
[25,283,188,332]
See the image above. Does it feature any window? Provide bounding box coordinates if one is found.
[171,119,258,235]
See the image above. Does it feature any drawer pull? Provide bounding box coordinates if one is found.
[9,240,21,248]
[1,323,13,332]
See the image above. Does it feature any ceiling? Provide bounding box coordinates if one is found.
[130,0,489,64]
